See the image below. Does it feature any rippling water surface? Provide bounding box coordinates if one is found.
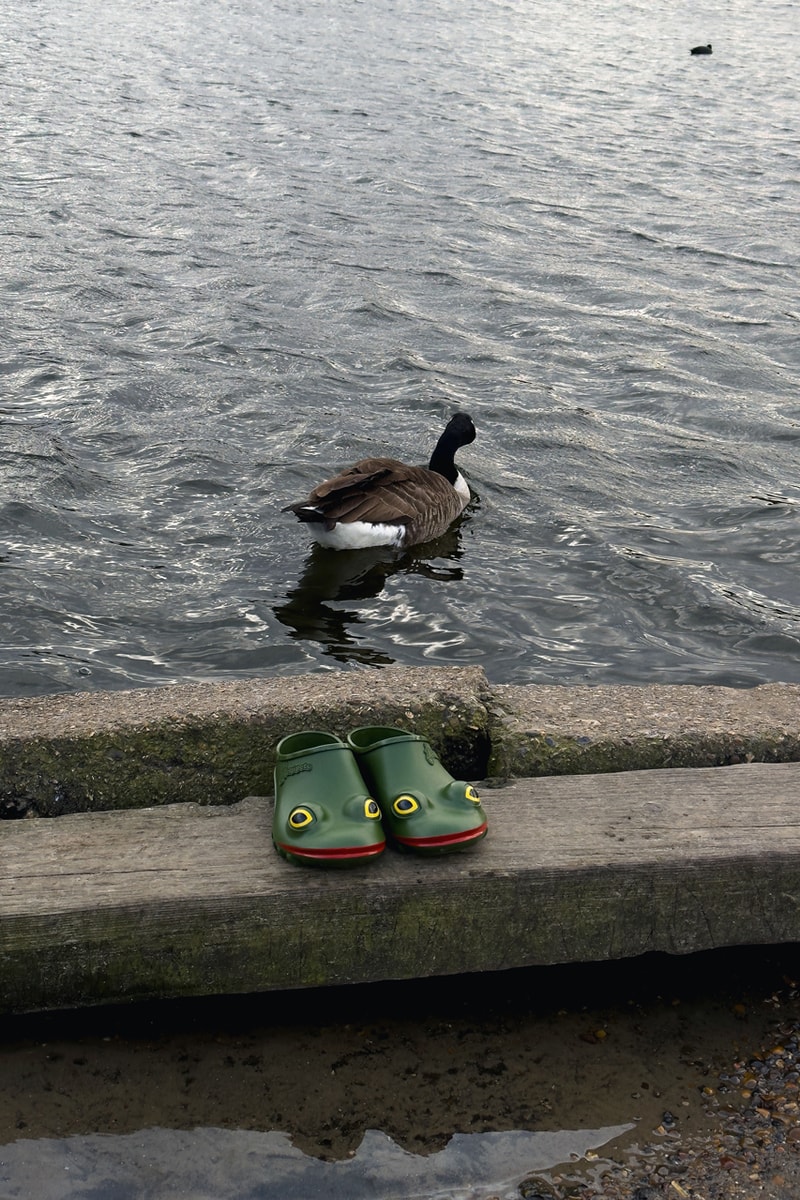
[2,0,799,694]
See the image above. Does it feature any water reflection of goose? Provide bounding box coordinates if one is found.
[273,525,466,666]
[283,412,476,550]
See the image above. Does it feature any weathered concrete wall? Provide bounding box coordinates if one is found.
[0,668,491,816]
[2,669,800,817]
[488,680,800,777]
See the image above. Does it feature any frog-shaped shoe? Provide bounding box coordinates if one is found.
[347,726,487,855]
[273,731,386,867]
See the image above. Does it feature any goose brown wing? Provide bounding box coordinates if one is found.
[285,455,462,533]
[310,457,396,503]
[340,473,462,532]
[284,458,391,519]
[303,457,445,525]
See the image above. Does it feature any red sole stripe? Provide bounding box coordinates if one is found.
[394,822,488,849]
[276,841,385,861]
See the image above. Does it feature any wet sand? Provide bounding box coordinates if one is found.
[2,946,799,1197]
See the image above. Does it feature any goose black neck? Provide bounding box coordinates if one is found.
[428,432,459,484]
[428,413,475,483]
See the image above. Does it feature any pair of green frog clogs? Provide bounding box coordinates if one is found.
[272,726,488,867]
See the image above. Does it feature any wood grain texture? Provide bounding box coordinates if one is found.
[3,762,800,1013]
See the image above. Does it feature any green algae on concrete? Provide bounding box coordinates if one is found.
[0,667,492,817]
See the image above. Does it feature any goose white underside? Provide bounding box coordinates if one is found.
[311,519,407,551]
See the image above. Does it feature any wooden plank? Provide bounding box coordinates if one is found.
[3,762,800,1014]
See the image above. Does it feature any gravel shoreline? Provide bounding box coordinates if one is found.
[528,1014,800,1200]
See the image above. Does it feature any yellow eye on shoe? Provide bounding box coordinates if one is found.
[288,807,315,830]
[393,794,420,816]
[364,798,381,820]
[465,786,482,805]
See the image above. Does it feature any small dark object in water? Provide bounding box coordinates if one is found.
[690,43,712,54]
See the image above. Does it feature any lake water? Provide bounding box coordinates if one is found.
[2,0,800,697]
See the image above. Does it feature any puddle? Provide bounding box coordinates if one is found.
[0,1124,633,1199]
[1,946,799,1198]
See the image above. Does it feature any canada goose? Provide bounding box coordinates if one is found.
[283,412,476,550]
[690,43,712,54]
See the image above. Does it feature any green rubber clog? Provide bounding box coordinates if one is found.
[347,726,488,855]
[273,731,386,867]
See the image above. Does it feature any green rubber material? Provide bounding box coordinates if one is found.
[273,731,385,867]
[347,726,488,855]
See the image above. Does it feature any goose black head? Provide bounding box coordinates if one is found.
[443,412,477,448]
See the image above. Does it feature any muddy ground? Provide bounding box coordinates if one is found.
[1,945,799,1198]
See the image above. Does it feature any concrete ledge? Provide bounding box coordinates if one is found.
[489,680,800,776]
[4,762,800,1015]
[0,668,491,816]
[3,670,800,817]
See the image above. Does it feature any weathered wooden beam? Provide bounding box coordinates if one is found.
[3,762,800,1015]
